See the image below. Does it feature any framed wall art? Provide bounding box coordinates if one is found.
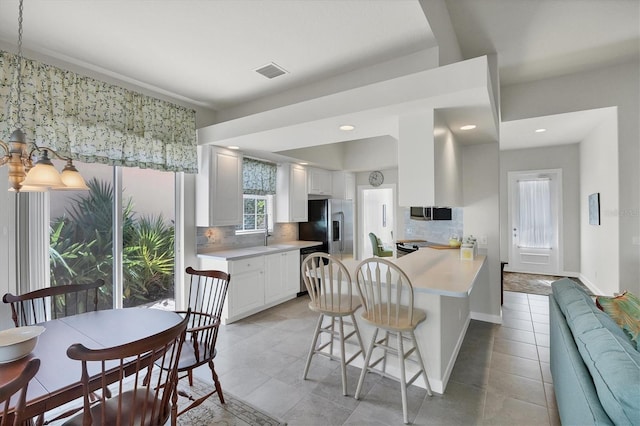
[588,192,600,225]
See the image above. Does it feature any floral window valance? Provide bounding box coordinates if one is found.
[0,50,197,173]
[243,158,276,195]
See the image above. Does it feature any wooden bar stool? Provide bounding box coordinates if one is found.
[354,257,432,424]
[301,253,365,396]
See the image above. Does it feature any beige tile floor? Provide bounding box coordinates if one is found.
[193,290,561,425]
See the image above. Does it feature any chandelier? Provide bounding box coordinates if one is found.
[0,0,87,192]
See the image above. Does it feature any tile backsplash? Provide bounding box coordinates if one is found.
[197,223,299,253]
[403,207,463,244]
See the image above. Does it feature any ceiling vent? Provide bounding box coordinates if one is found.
[254,62,288,79]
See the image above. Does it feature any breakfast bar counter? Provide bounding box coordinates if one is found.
[337,248,489,394]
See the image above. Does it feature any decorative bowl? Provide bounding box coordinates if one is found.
[0,326,45,363]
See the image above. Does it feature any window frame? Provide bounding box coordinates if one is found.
[236,194,273,235]
[36,164,183,310]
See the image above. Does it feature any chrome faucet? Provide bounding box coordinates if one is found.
[264,213,271,246]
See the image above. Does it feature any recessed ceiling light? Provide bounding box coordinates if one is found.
[228,145,240,150]
[339,125,355,131]
[460,125,476,130]
[535,128,547,133]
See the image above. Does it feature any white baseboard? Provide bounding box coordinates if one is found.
[503,266,579,278]
[577,274,606,296]
[471,311,502,324]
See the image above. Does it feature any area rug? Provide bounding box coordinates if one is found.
[177,378,286,426]
[503,272,592,296]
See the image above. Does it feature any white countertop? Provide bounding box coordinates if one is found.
[340,247,486,298]
[198,240,323,261]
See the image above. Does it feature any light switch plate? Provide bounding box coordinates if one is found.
[478,235,488,245]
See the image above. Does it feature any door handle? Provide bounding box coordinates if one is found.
[338,212,345,252]
[382,205,387,227]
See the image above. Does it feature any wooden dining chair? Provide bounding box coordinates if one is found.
[172,267,230,415]
[0,358,40,426]
[2,280,105,327]
[63,311,190,426]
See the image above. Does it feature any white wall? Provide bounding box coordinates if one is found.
[434,110,463,207]
[0,166,12,329]
[463,142,501,322]
[501,59,639,295]
[418,0,463,66]
[500,144,581,274]
[580,110,619,295]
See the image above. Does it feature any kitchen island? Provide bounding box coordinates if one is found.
[338,248,489,394]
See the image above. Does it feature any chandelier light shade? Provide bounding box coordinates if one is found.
[20,150,66,189]
[60,160,90,190]
[0,0,87,193]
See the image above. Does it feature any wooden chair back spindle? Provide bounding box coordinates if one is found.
[3,280,105,327]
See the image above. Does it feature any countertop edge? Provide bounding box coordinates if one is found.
[197,240,323,261]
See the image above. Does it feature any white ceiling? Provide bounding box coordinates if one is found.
[0,0,638,158]
[500,108,615,151]
[446,0,640,86]
[0,0,434,110]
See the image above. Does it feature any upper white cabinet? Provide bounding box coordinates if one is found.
[398,110,462,207]
[332,171,355,200]
[196,146,243,227]
[276,163,308,222]
[308,167,333,196]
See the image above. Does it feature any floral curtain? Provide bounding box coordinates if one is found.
[243,158,276,195]
[0,51,197,173]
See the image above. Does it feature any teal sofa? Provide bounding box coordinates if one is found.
[550,278,640,425]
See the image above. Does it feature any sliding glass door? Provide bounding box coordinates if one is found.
[49,161,176,309]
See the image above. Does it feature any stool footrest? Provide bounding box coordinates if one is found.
[406,370,423,387]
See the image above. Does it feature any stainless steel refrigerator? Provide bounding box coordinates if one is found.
[299,199,354,260]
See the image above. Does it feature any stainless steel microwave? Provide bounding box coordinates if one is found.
[410,207,452,221]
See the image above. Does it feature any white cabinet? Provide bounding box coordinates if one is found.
[276,163,308,222]
[228,257,265,318]
[199,248,300,324]
[332,171,355,200]
[264,250,300,304]
[308,167,333,196]
[196,146,243,226]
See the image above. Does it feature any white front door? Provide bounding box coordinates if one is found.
[508,169,563,275]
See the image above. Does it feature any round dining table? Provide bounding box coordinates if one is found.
[0,307,183,422]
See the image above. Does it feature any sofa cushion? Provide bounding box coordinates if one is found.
[596,291,640,350]
[552,279,640,425]
[553,279,631,342]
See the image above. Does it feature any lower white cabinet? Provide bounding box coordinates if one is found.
[199,248,300,324]
[228,256,265,318]
[264,251,300,304]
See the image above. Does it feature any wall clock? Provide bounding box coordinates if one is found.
[368,170,384,187]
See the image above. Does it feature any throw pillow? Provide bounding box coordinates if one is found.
[596,291,640,350]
